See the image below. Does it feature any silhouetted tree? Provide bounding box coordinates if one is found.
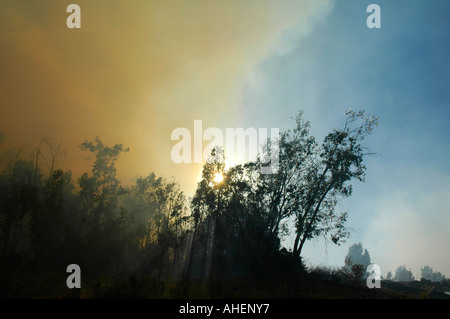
[285,110,377,260]
[421,265,445,282]
[385,271,393,280]
[188,148,227,278]
[394,265,415,282]
[344,242,371,270]
[343,242,371,281]
[77,137,130,276]
[188,109,377,280]
[0,107,379,296]
[78,137,129,234]
[0,137,73,272]
[0,155,41,262]
[122,172,189,278]
[30,169,72,269]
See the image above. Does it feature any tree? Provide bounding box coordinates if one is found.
[344,242,371,270]
[122,172,189,278]
[78,137,129,235]
[385,271,393,280]
[0,137,70,269]
[421,265,445,282]
[30,169,72,269]
[0,135,196,296]
[264,109,377,260]
[188,109,377,279]
[394,265,415,282]
[0,154,42,261]
[77,137,130,276]
[343,242,371,281]
[39,137,66,180]
[188,147,290,279]
[188,147,228,278]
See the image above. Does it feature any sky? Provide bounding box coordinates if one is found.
[1,0,449,278]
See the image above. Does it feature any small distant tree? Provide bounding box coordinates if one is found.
[421,265,445,282]
[393,265,415,282]
[385,271,393,280]
[344,242,371,277]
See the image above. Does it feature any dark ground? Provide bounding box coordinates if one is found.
[2,267,450,299]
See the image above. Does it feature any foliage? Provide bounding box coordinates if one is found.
[343,242,371,280]
[385,271,393,280]
[0,109,380,297]
[394,265,415,282]
[421,265,446,282]
[0,137,190,292]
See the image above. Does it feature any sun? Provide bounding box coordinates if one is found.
[214,172,224,183]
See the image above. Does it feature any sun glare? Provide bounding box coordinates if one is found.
[214,172,224,183]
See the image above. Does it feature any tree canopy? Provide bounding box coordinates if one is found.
[0,109,380,297]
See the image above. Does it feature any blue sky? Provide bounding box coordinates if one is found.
[239,0,450,277]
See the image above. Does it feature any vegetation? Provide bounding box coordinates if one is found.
[11,109,446,299]
[343,242,371,281]
[393,265,415,282]
[421,265,445,282]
